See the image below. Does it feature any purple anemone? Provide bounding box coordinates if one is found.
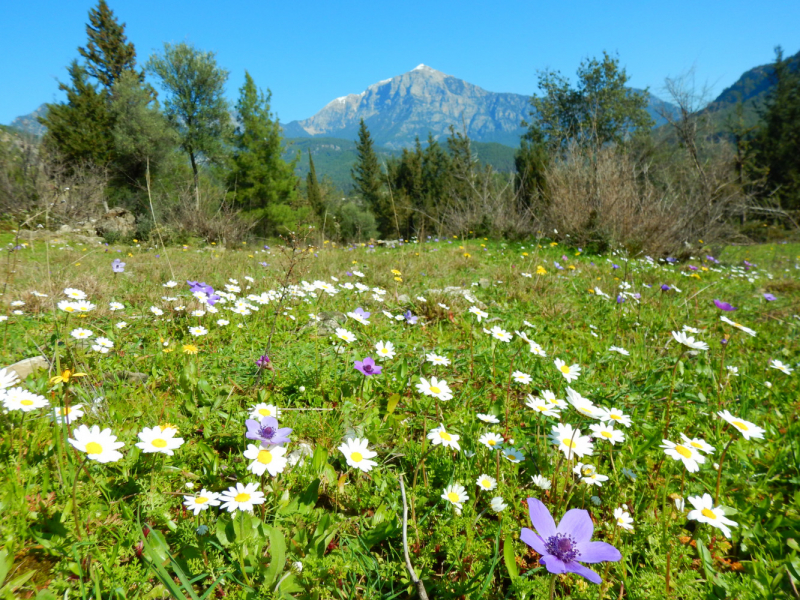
[713,299,736,311]
[403,310,418,325]
[763,293,776,302]
[521,498,621,584]
[354,356,382,377]
[111,258,125,273]
[245,416,292,447]
[187,280,220,306]
[255,354,271,369]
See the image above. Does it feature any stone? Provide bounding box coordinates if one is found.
[5,356,49,380]
[95,207,136,238]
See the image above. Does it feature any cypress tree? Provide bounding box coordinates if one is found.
[352,120,391,235]
[306,149,324,218]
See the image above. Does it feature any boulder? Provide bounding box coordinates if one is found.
[95,208,136,238]
[5,356,49,380]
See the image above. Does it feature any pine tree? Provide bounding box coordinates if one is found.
[514,122,549,209]
[352,120,391,235]
[78,0,141,93]
[306,150,324,219]
[227,71,297,231]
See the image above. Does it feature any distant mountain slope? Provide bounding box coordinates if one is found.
[9,103,48,137]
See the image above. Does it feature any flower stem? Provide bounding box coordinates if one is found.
[548,573,557,600]
[715,435,735,504]
[663,350,686,438]
[72,455,89,541]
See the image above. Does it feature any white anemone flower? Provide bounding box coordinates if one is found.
[375,341,395,360]
[219,482,265,514]
[244,443,288,476]
[687,493,738,538]
[136,426,185,455]
[183,489,221,515]
[338,438,378,472]
[68,425,124,463]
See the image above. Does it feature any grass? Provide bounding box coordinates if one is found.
[1,233,799,599]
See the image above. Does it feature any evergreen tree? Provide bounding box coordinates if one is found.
[228,71,297,231]
[147,42,232,209]
[306,150,324,219]
[751,47,800,209]
[514,121,549,209]
[447,125,479,203]
[352,120,391,235]
[78,0,141,93]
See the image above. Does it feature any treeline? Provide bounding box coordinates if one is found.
[1,1,799,253]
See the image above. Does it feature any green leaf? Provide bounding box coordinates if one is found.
[386,393,400,415]
[503,534,519,580]
[263,525,286,587]
[311,446,329,475]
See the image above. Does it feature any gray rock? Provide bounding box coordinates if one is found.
[5,356,49,380]
[95,207,136,238]
[311,311,347,336]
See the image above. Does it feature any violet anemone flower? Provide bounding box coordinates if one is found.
[763,293,776,302]
[661,284,671,292]
[245,416,292,447]
[713,299,736,311]
[255,354,271,369]
[187,280,220,306]
[354,357,382,377]
[403,310,418,325]
[521,498,621,584]
[111,259,125,273]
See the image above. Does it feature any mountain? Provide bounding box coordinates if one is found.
[8,103,48,137]
[282,64,678,149]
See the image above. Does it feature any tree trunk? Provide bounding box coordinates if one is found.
[189,151,200,212]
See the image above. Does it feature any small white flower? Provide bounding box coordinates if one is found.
[136,426,185,455]
[427,423,461,451]
[338,438,378,472]
[490,497,508,512]
[687,493,738,538]
[671,330,708,351]
[183,490,221,515]
[476,413,500,424]
[441,483,469,513]
[426,352,451,366]
[476,474,497,491]
[614,507,634,530]
[531,474,551,490]
[70,328,93,340]
[115,321,128,329]
[375,341,396,360]
[608,346,629,356]
[511,370,532,384]
[334,328,356,343]
[554,358,581,382]
[769,359,793,375]
[244,444,288,477]
[189,326,208,337]
[478,432,504,450]
[219,482,265,514]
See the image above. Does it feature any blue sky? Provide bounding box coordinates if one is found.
[2,0,798,125]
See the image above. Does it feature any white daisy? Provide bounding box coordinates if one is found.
[2,387,49,412]
[512,370,532,384]
[490,497,508,512]
[58,300,79,313]
[416,377,453,401]
[0,367,19,390]
[219,482,266,514]
[68,425,124,463]
[163,281,178,288]
[476,413,500,424]
[483,326,513,342]
[115,322,128,329]
[426,353,451,366]
[244,443,288,477]
[608,346,629,356]
[687,493,738,538]
[589,422,626,445]
[554,358,581,382]
[573,463,609,486]
[614,507,634,531]
[249,403,281,419]
[334,328,356,343]
[478,432,504,449]
[375,341,396,360]
[64,287,87,300]
[769,359,793,375]
[136,426,185,455]
[550,423,594,459]
[109,302,124,311]
[528,342,547,357]
[338,438,378,472]
[717,410,765,440]
[680,433,715,454]
[525,395,561,417]
[671,331,709,351]
[189,326,208,337]
[720,316,756,337]
[566,387,602,419]
[598,407,632,427]
[150,306,164,316]
[468,306,488,322]
[541,390,567,409]
[70,328,93,340]
[427,424,461,451]
[73,300,96,313]
[660,439,705,472]
[531,474,552,490]
[183,490,221,515]
[441,483,469,513]
[502,447,524,463]
[476,474,497,491]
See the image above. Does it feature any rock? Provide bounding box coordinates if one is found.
[5,356,49,380]
[95,207,136,238]
[312,311,347,336]
[478,278,491,288]
[397,294,410,303]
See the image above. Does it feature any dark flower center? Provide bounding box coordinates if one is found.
[363,364,374,373]
[544,533,579,563]
[258,426,276,440]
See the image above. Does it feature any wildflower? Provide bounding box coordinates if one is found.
[249,403,281,419]
[525,395,561,417]
[608,346,629,356]
[150,307,164,316]
[255,354,271,369]
[347,307,371,325]
[503,447,525,463]
[512,370,532,384]
[338,438,378,472]
[573,463,609,486]
[375,341,396,360]
[136,426,185,455]
[245,416,292,447]
[49,369,87,385]
[0,368,19,390]
[679,433,715,454]
[720,316,756,337]
[713,299,736,311]
[217,319,229,326]
[73,300,96,313]
[483,325,513,342]
[727,365,739,376]
[354,356,382,376]
[468,306,488,322]
[521,498,621,584]
[58,300,79,313]
[403,310,418,324]
[589,423,625,445]
[687,493,738,538]
[163,281,178,288]
[70,328,93,340]
[476,474,497,491]
[769,359,793,375]
[717,410,765,440]
[671,330,709,351]
[91,337,113,354]
[613,507,634,531]
[529,342,547,357]
[478,432,504,449]
[2,388,49,412]
[566,387,602,419]
[441,483,469,513]
[68,425,124,463]
[64,287,87,300]
[335,327,356,343]
[109,302,124,311]
[183,490,221,515]
[416,376,453,401]
[597,407,632,428]
[427,423,461,450]
[554,358,581,382]
[426,353,451,366]
[541,390,567,409]
[490,497,508,512]
[532,474,552,490]
[763,293,777,301]
[660,439,705,472]
[244,443,288,477]
[182,344,198,354]
[219,482,265,514]
[477,413,500,423]
[111,259,125,273]
[550,423,594,459]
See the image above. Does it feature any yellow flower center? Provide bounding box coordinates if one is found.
[488,439,496,446]
[440,431,452,441]
[559,365,570,374]
[562,439,576,448]
[85,442,103,455]
[430,386,441,394]
[20,399,34,406]
[152,439,167,448]
[601,431,612,439]
[701,508,717,519]
[447,492,460,502]
[257,450,273,464]
[609,414,621,420]
[351,452,363,462]
[259,408,272,417]
[617,517,624,524]
[380,349,388,354]
[732,420,749,431]
[675,445,692,458]
[195,496,208,505]
[481,480,491,488]
[690,441,703,449]
[234,493,251,502]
